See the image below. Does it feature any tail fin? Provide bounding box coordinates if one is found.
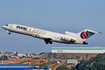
[78,29,101,41]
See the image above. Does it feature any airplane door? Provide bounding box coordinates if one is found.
[10,25,13,29]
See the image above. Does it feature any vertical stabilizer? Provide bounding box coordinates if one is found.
[78,29,101,41]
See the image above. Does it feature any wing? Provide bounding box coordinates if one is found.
[61,37,76,44]
[34,35,53,44]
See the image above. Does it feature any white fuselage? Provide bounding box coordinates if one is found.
[2,24,89,44]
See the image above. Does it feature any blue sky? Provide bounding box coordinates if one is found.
[0,0,105,53]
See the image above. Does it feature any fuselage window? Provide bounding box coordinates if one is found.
[6,24,8,26]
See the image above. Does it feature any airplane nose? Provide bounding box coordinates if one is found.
[2,26,5,29]
[2,26,4,28]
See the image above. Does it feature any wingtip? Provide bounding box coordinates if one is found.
[95,32,102,34]
[98,32,102,34]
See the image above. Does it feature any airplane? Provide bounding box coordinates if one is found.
[2,24,101,45]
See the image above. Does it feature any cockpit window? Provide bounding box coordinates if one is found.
[6,24,8,26]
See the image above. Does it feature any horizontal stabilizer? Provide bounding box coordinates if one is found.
[85,29,101,34]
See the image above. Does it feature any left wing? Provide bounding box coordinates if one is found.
[61,37,76,44]
[33,35,53,44]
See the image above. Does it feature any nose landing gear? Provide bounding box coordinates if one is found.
[8,32,11,35]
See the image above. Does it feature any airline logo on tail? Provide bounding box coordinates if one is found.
[80,31,88,39]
